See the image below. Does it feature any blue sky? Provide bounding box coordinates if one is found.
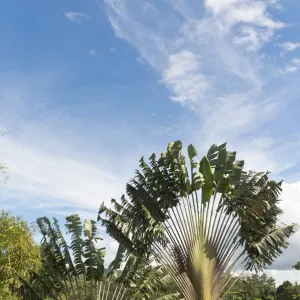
[1,0,300,283]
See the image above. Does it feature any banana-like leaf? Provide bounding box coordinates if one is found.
[107,243,127,276]
[18,276,45,300]
[23,214,179,300]
[188,144,198,161]
[100,141,298,300]
[200,156,214,203]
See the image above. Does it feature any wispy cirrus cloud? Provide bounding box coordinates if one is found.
[291,58,300,66]
[101,0,300,178]
[280,65,298,74]
[280,58,300,74]
[102,0,296,134]
[204,0,285,29]
[88,49,96,56]
[1,137,123,210]
[234,26,273,51]
[280,41,300,52]
[0,70,180,218]
[64,12,89,24]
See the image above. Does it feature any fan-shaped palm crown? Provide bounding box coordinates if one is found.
[99,141,298,300]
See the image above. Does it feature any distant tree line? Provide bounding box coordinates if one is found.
[224,273,300,300]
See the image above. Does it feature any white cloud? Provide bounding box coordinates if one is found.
[284,65,298,73]
[204,0,285,53]
[163,51,209,105]
[279,65,298,75]
[234,26,273,51]
[281,42,300,52]
[1,136,125,212]
[280,182,300,228]
[266,270,300,285]
[89,49,96,56]
[0,69,181,216]
[64,12,89,24]
[0,71,153,216]
[204,0,239,15]
[252,136,274,149]
[102,236,119,266]
[204,0,285,29]
[279,58,300,74]
[102,0,300,172]
[291,58,300,66]
[102,0,288,131]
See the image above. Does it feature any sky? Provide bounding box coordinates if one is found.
[1,0,300,285]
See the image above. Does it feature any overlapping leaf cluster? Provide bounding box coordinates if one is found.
[99,141,297,299]
[22,215,106,299]
[98,141,191,258]
[20,215,180,300]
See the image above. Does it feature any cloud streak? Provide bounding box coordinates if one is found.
[64,12,89,24]
[205,0,285,29]
[1,136,125,212]
[281,41,300,52]
[88,49,96,56]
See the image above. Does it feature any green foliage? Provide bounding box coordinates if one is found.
[224,273,276,300]
[21,214,181,300]
[224,275,300,300]
[25,215,108,299]
[0,210,41,299]
[293,262,300,270]
[99,141,297,300]
[125,262,181,299]
[0,139,297,300]
[276,280,300,300]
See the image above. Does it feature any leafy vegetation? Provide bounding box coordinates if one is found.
[0,210,41,299]
[0,140,298,299]
[224,275,300,300]
[19,214,181,299]
[99,141,298,299]
[223,273,276,299]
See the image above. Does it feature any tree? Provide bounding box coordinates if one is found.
[223,273,276,300]
[23,214,181,299]
[0,210,41,299]
[99,141,298,300]
[276,280,300,300]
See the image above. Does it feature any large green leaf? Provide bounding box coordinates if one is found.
[188,144,198,160]
[107,243,127,276]
[200,156,214,203]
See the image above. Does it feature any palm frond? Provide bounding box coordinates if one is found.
[25,214,178,300]
[100,141,298,300]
